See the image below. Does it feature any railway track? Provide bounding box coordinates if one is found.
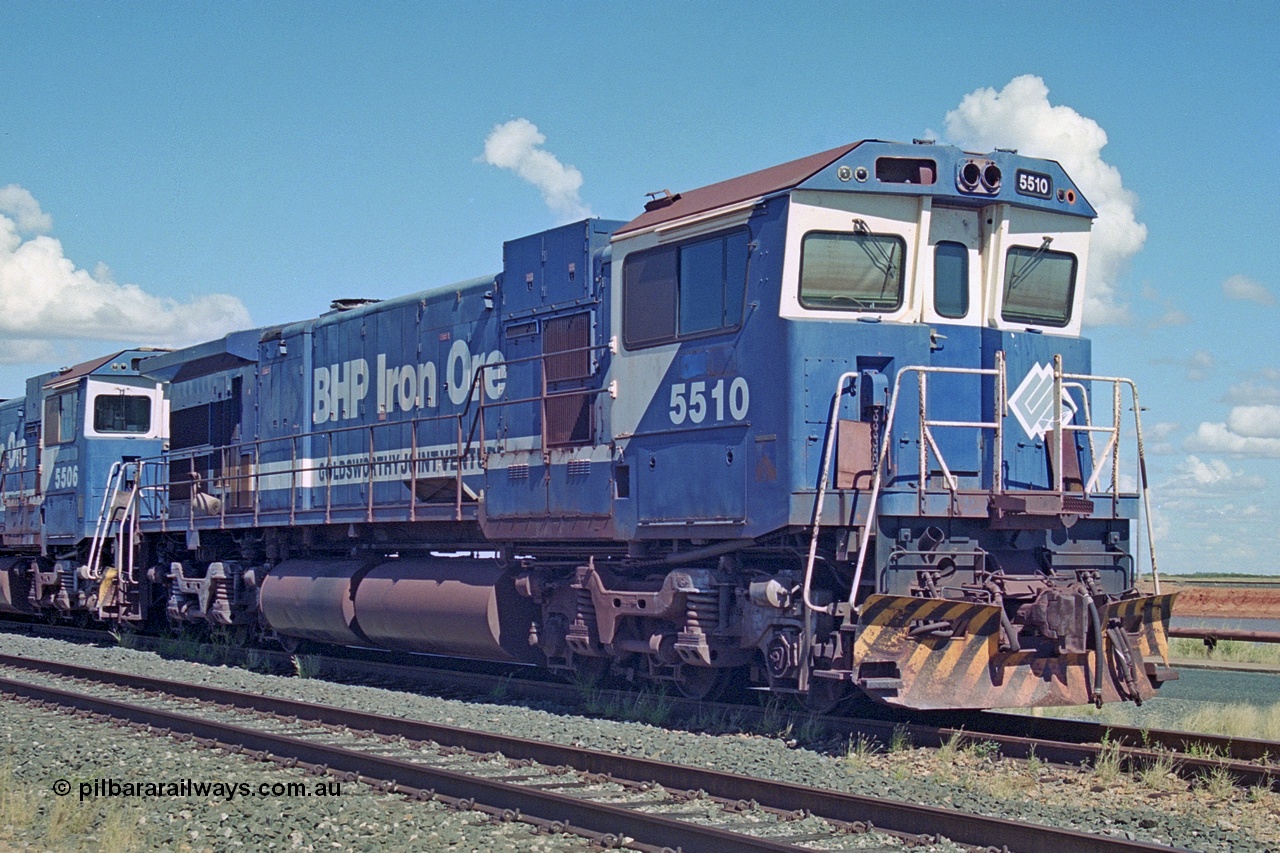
[0,654,1193,853]
[2,621,1276,792]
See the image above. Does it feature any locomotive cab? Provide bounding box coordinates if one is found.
[604,141,1174,708]
[0,351,167,622]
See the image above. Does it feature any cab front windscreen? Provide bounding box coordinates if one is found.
[799,231,905,312]
[1001,245,1077,327]
[93,394,152,434]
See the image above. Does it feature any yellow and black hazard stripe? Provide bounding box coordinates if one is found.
[852,592,1178,710]
[854,594,1003,709]
[1100,592,1176,666]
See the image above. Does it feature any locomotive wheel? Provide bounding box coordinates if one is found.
[674,666,733,701]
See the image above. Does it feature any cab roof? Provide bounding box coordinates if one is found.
[613,139,1094,238]
[613,143,861,238]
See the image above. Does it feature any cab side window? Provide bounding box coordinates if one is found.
[623,228,748,348]
[43,393,78,446]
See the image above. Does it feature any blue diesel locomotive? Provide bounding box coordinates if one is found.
[0,140,1176,710]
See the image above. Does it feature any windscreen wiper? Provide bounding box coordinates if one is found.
[1007,236,1054,291]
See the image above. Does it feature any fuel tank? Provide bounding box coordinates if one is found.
[258,556,541,663]
[353,558,541,663]
[257,559,371,646]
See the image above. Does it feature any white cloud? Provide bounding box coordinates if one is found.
[0,338,59,365]
[480,119,591,221]
[1222,274,1275,306]
[1182,455,1248,487]
[1138,284,1189,330]
[1185,421,1280,458]
[0,184,54,233]
[1183,404,1280,459]
[1149,308,1190,329]
[1146,421,1181,454]
[941,75,1146,326]
[1227,404,1280,438]
[0,189,252,352]
[1159,454,1267,496]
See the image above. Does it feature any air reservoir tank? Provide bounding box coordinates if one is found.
[259,556,540,663]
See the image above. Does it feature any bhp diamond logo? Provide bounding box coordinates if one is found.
[1008,362,1076,440]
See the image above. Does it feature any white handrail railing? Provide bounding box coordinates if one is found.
[800,353,1159,616]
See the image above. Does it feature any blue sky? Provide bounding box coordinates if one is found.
[2,2,1277,574]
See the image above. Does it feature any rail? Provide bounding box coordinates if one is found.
[802,355,1159,618]
[0,654,1197,852]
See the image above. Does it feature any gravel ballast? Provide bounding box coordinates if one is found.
[1,633,1277,852]
[0,694,596,853]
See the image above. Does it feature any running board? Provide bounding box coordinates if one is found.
[989,491,1094,529]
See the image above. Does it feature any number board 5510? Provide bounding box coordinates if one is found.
[1015,169,1053,200]
[669,378,750,425]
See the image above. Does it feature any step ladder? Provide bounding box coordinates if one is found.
[88,461,145,620]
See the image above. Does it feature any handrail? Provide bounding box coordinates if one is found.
[845,361,1004,611]
[1060,370,1160,595]
[126,337,615,532]
[85,461,124,580]
[819,355,1158,614]
[801,371,859,615]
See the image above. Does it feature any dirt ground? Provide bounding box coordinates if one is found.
[1139,580,1280,620]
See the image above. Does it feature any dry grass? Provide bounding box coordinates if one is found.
[0,761,36,835]
[1010,690,1280,744]
[1092,737,1124,785]
[834,725,1280,847]
[1175,700,1280,740]
[935,729,965,764]
[1197,765,1237,800]
[844,733,879,766]
[0,761,140,853]
[1135,748,1183,792]
[45,794,96,845]
[887,724,912,753]
[1169,637,1280,666]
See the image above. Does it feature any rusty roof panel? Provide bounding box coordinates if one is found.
[613,142,863,237]
[42,352,122,389]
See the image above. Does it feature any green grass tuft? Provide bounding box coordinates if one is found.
[1170,637,1280,666]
